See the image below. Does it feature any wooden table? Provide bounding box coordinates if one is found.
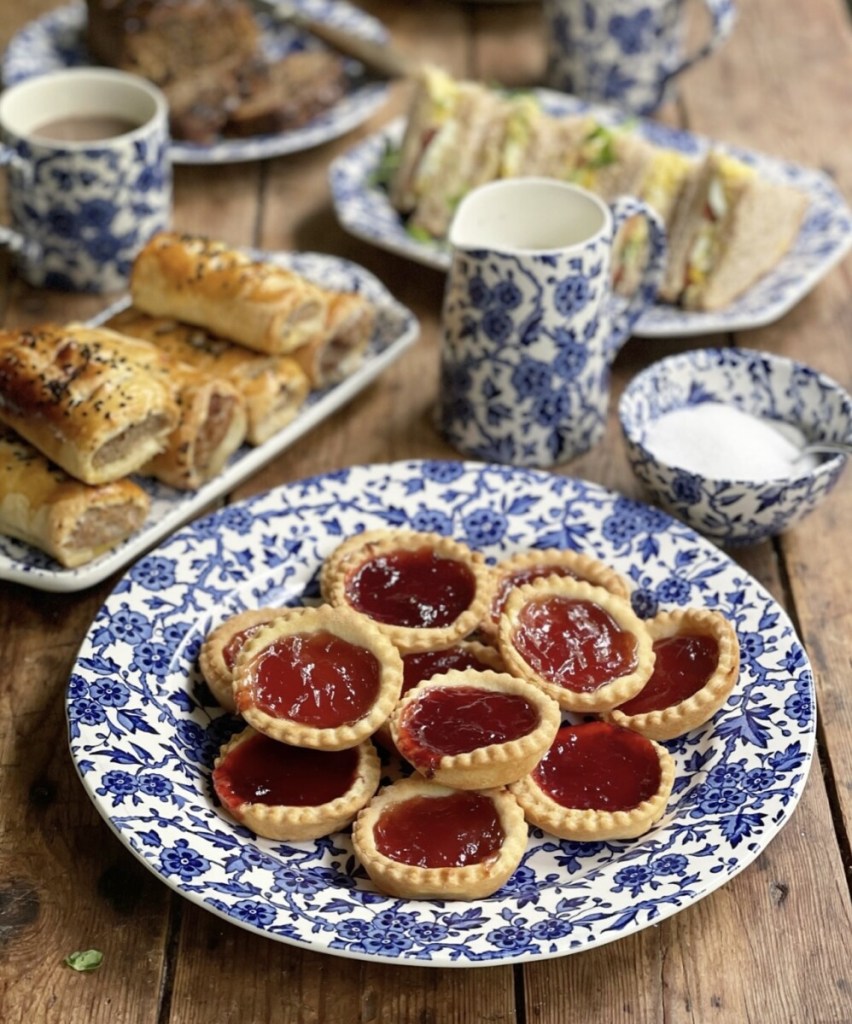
[1,2,851,1021]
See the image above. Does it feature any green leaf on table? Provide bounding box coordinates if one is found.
[64,949,104,972]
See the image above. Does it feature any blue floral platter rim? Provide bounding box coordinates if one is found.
[329,101,852,338]
[2,0,390,166]
[0,251,418,592]
[67,459,815,966]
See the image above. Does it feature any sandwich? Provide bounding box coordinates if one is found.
[498,95,594,179]
[564,120,655,201]
[660,150,809,310]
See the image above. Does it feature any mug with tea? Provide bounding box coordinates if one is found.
[437,178,666,469]
[542,0,737,116]
[0,67,171,292]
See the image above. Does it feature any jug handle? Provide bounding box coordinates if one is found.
[606,194,667,356]
[664,0,737,86]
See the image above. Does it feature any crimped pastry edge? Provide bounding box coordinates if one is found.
[213,726,380,841]
[389,669,561,790]
[497,575,655,713]
[603,606,740,741]
[352,777,528,899]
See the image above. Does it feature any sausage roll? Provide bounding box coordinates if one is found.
[130,231,329,356]
[290,288,376,389]
[0,426,150,568]
[70,323,249,491]
[0,324,178,485]
[105,308,310,445]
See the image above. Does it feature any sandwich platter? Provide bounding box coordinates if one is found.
[2,0,390,165]
[329,92,852,338]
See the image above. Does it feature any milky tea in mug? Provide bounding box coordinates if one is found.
[438,178,666,468]
[0,67,172,292]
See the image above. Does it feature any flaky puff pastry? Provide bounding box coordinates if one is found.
[213,726,380,842]
[199,606,299,713]
[104,308,310,446]
[352,777,528,900]
[498,575,655,713]
[479,547,632,642]
[603,607,740,741]
[389,669,561,790]
[233,604,404,750]
[70,324,247,491]
[0,323,178,485]
[510,721,675,841]
[289,288,376,388]
[0,426,150,568]
[130,232,329,356]
[320,529,491,654]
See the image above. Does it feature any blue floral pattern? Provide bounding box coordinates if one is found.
[619,347,851,544]
[328,96,852,339]
[542,0,736,116]
[67,460,815,965]
[1,0,389,166]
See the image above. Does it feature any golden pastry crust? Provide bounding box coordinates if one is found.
[212,726,381,841]
[0,426,150,567]
[510,724,675,841]
[497,576,655,713]
[289,289,376,388]
[130,231,329,356]
[352,777,528,899]
[0,323,178,485]
[479,547,632,641]
[232,604,403,750]
[320,528,490,654]
[389,669,561,789]
[105,308,310,446]
[603,607,740,740]
[199,606,298,713]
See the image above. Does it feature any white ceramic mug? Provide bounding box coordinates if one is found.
[438,178,666,468]
[0,68,172,293]
[543,0,737,115]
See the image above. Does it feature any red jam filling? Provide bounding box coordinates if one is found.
[373,792,505,868]
[401,645,496,696]
[223,621,272,671]
[238,629,380,727]
[491,563,583,623]
[344,545,476,628]
[617,632,719,715]
[534,722,661,812]
[396,685,540,776]
[513,596,638,692]
[213,732,359,812]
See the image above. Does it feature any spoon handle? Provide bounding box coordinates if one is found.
[801,440,852,458]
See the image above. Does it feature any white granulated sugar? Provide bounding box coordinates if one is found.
[643,402,819,481]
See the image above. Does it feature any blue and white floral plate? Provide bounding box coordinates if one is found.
[329,95,852,337]
[0,252,418,592]
[2,0,389,165]
[67,460,814,966]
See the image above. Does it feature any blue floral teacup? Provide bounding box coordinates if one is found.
[438,177,666,468]
[0,68,171,293]
[542,0,737,116]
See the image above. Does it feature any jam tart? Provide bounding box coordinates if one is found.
[603,607,739,740]
[320,528,490,653]
[479,547,631,642]
[232,604,403,750]
[498,575,655,713]
[389,669,561,790]
[352,776,528,899]
[199,606,296,713]
[374,638,506,752]
[510,720,675,841]
[212,726,380,842]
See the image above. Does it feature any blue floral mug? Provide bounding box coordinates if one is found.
[438,178,666,468]
[0,68,172,293]
[543,0,737,115]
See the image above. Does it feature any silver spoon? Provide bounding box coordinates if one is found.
[796,439,852,459]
